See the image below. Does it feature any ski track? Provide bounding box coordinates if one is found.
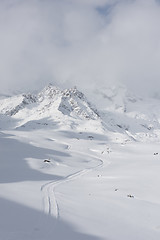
[41,149,104,222]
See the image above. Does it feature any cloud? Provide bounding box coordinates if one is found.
[0,0,160,96]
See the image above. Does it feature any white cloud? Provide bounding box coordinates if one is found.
[0,0,160,96]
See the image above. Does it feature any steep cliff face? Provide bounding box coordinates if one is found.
[37,84,99,120]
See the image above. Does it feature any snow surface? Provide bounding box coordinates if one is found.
[0,84,160,239]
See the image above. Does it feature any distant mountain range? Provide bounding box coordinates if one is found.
[1,84,160,142]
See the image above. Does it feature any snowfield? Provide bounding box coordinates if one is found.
[1,85,160,240]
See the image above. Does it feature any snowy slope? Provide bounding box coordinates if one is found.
[90,85,160,142]
[0,84,101,132]
[1,85,160,240]
[1,84,160,142]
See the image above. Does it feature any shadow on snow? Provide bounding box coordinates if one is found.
[0,197,102,240]
[0,133,70,183]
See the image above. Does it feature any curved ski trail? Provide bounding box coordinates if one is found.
[41,153,104,220]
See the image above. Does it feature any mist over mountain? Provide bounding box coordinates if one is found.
[1,1,160,240]
[1,0,160,96]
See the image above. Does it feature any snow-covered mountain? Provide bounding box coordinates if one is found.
[1,84,160,240]
[0,85,98,118]
[1,84,160,142]
[90,85,160,142]
[0,84,101,131]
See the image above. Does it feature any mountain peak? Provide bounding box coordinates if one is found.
[38,84,61,101]
[0,85,100,131]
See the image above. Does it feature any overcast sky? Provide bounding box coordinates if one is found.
[1,0,160,95]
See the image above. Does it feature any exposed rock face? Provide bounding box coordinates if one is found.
[0,84,99,120]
